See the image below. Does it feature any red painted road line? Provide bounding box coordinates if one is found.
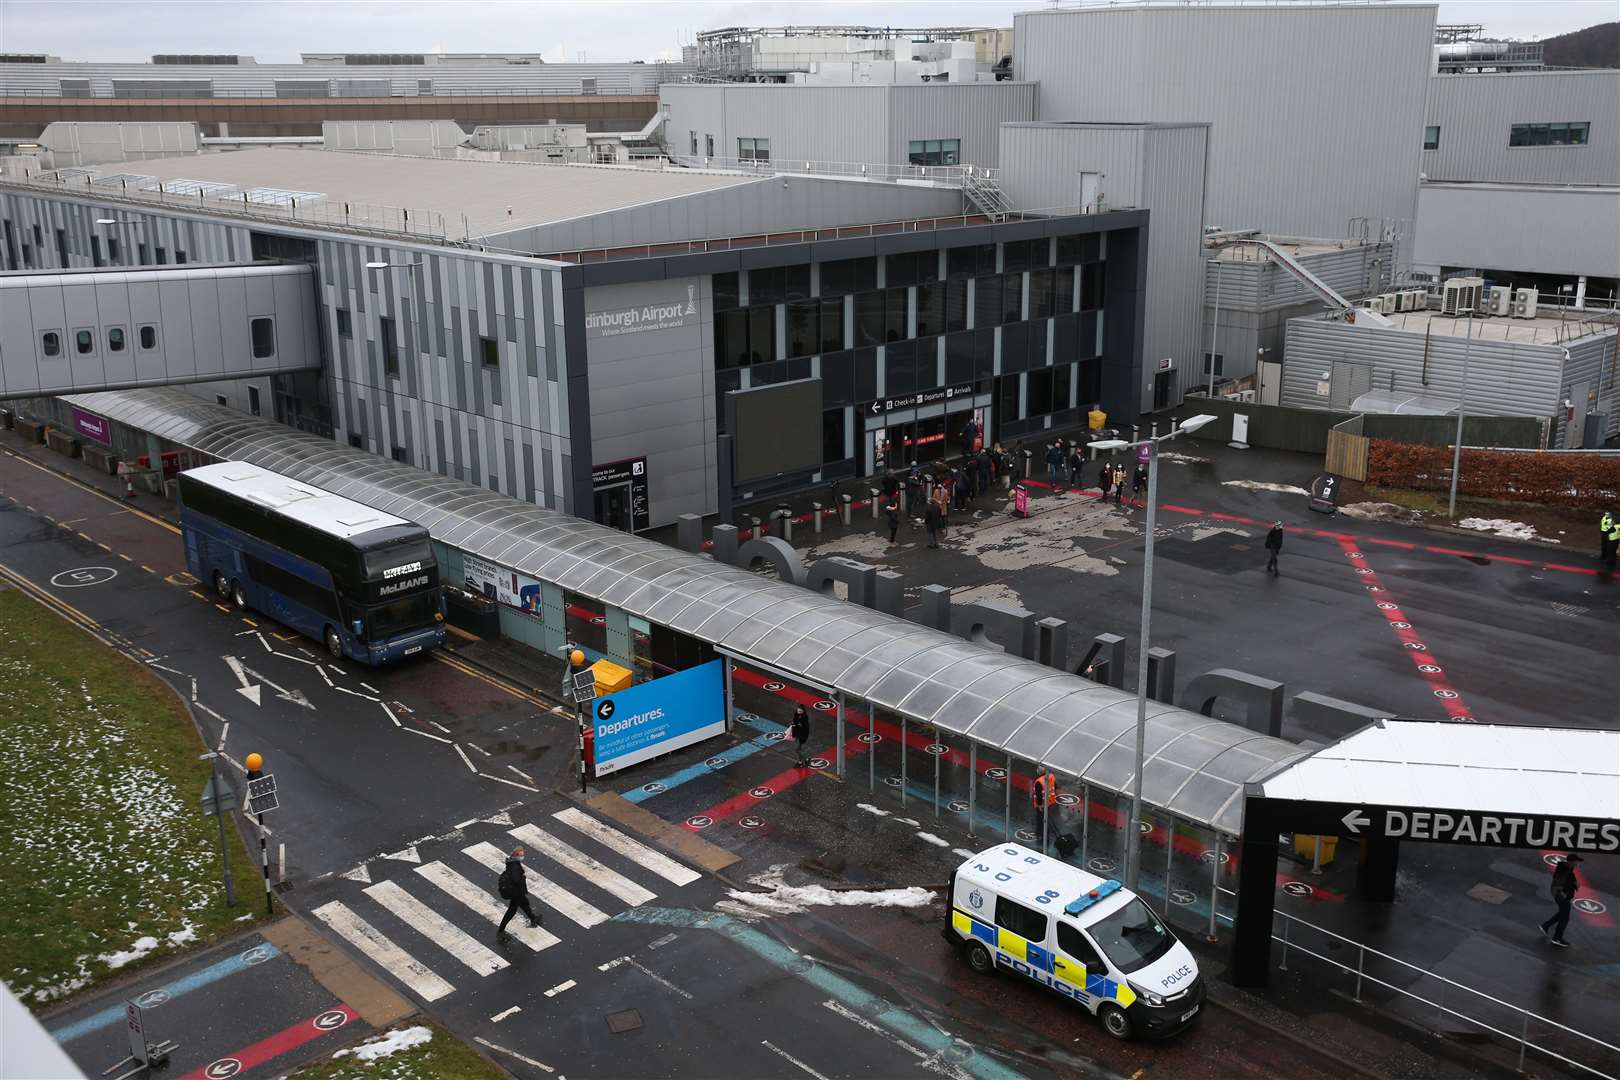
[178,1004,356,1080]
[1365,538,1417,550]
[1336,539,1475,721]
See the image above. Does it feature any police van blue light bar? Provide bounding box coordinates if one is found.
[1064,879,1122,915]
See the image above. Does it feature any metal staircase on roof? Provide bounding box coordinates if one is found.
[961,170,1010,222]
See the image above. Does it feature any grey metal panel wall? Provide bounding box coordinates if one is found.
[486,176,963,254]
[658,84,732,159]
[0,190,247,272]
[1423,72,1620,185]
[1558,333,1620,444]
[1280,317,1565,418]
[0,61,695,97]
[1205,244,1392,311]
[1015,4,1434,240]
[1412,183,1620,278]
[886,83,1036,168]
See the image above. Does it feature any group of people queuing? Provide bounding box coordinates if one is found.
[1043,436,1147,506]
[882,440,1015,549]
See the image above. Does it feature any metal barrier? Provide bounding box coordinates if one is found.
[1234,900,1620,1079]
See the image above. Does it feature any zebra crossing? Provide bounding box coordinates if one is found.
[312,806,702,1003]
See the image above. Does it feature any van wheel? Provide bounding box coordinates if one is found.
[230,581,247,610]
[213,571,229,598]
[1100,1004,1132,1041]
[324,627,344,660]
[966,942,995,975]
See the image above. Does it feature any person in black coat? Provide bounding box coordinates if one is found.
[885,496,900,544]
[925,497,944,548]
[1265,521,1284,575]
[497,846,542,939]
[790,704,811,767]
[1541,853,1581,947]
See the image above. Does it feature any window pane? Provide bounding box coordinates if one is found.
[821,297,845,353]
[748,304,775,362]
[909,141,927,167]
[1031,269,1055,320]
[139,325,157,350]
[1081,262,1107,310]
[885,286,908,342]
[250,317,275,359]
[946,278,969,333]
[946,331,974,385]
[820,349,853,405]
[42,332,60,357]
[942,139,960,166]
[785,264,811,301]
[822,407,846,465]
[76,329,94,355]
[750,266,785,305]
[856,291,885,347]
[1003,272,1024,324]
[714,271,739,310]
[1077,357,1102,405]
[853,347,878,403]
[884,339,916,396]
[108,327,126,351]
[997,372,1020,428]
[337,308,352,337]
[1571,122,1589,145]
[975,275,1001,329]
[1001,322,1029,372]
[1055,266,1075,313]
[717,308,749,367]
[787,301,819,358]
[916,281,945,338]
[1053,361,1073,414]
[1028,366,1054,415]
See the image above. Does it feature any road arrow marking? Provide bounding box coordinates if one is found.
[223,656,262,706]
[341,864,372,884]
[382,845,420,864]
[1342,809,1370,834]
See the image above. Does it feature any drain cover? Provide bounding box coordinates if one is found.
[606,1009,643,1034]
[1467,882,1511,905]
[1551,602,1588,618]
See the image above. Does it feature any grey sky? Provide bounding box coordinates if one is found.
[0,1,1611,63]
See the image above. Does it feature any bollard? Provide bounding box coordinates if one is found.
[841,493,853,526]
[1003,470,1012,492]
[1022,448,1034,479]
[812,501,824,534]
[869,487,881,520]
[746,514,761,539]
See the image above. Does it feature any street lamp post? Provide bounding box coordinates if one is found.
[1446,307,1476,518]
[1207,258,1223,399]
[1090,413,1216,890]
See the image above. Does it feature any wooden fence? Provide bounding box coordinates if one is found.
[1325,427,1370,481]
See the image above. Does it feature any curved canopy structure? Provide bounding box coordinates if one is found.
[67,386,1310,835]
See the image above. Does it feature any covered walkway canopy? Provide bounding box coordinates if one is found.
[65,387,1309,837]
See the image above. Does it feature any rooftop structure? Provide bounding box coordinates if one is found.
[1377,305,1618,346]
[1432,25,1545,73]
[696,26,993,80]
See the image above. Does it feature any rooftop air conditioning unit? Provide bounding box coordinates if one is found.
[1378,293,1399,314]
[1487,286,1513,316]
[1406,289,1429,311]
[1393,291,1415,312]
[1513,287,1539,319]
[1235,389,1257,403]
[1442,276,1484,315]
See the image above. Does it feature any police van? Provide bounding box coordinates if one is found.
[946,844,1204,1040]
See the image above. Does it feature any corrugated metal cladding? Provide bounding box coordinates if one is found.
[1204,245,1392,310]
[0,61,693,97]
[658,82,1037,168]
[0,190,250,271]
[998,123,1209,410]
[57,384,1311,836]
[1015,4,1434,242]
[1413,184,1620,279]
[1280,317,1568,419]
[1423,72,1620,185]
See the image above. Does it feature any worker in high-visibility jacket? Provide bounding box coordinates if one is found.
[1030,765,1058,849]
[1602,510,1620,571]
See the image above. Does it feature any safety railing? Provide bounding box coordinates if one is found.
[0,86,666,100]
[1240,900,1620,1079]
[667,153,997,187]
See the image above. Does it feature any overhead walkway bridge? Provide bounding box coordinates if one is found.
[0,263,322,399]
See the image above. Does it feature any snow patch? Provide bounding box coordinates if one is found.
[724,864,934,918]
[915,832,951,848]
[100,937,160,971]
[1222,480,1310,496]
[856,803,891,817]
[334,1025,433,1062]
[1338,501,1415,522]
[1158,451,1210,465]
[1458,518,1556,543]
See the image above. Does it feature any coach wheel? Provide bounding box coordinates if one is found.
[1100,1004,1132,1041]
[213,571,229,598]
[966,942,995,976]
[230,580,247,610]
[324,626,344,660]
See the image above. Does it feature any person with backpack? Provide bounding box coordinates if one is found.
[1540,853,1581,948]
[496,846,543,940]
[790,703,811,767]
[1265,520,1284,576]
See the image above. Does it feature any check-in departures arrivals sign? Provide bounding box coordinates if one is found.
[1283,800,1618,853]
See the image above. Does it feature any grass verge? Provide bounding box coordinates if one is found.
[0,588,262,1008]
[289,1022,507,1080]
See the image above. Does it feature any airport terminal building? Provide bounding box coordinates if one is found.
[0,149,1147,530]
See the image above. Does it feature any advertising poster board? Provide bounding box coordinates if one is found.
[462,552,542,616]
[591,659,726,777]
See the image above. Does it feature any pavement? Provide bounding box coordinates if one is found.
[7,423,1617,1080]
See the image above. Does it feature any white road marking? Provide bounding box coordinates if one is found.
[363,879,509,976]
[598,957,628,972]
[480,773,539,793]
[327,663,346,677]
[312,901,454,1003]
[381,703,402,727]
[455,818,480,831]
[413,861,559,952]
[761,1040,833,1080]
[334,683,379,702]
[490,1006,521,1023]
[342,864,372,885]
[360,681,379,694]
[543,979,576,998]
[648,933,679,950]
[278,843,285,882]
[482,811,514,826]
[146,660,187,677]
[508,824,657,906]
[454,744,478,773]
[403,727,452,744]
[473,1038,553,1073]
[467,742,493,758]
[429,719,451,733]
[382,845,421,864]
[552,807,700,887]
[273,651,320,666]
[895,817,920,826]
[254,632,273,654]
[216,722,229,752]
[506,765,534,782]
[462,842,609,928]
[317,665,334,687]
[190,676,198,702]
[624,956,692,1000]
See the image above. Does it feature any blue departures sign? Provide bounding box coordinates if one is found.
[593,659,726,777]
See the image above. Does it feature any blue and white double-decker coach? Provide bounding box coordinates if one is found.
[177,461,446,665]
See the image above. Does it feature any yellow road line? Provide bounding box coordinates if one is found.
[0,559,105,638]
[77,531,95,542]
[190,590,208,601]
[141,565,155,574]
[241,617,258,627]
[97,542,113,552]
[272,630,299,642]
[118,553,133,561]
[214,603,232,613]
[431,651,549,708]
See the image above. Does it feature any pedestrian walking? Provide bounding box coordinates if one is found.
[1132,463,1148,499]
[790,703,811,767]
[1540,853,1582,948]
[925,496,944,548]
[1045,442,1065,490]
[1068,444,1085,488]
[885,496,900,544]
[496,846,543,940]
[1601,509,1619,571]
[904,466,923,525]
[1098,461,1112,500]
[1265,520,1284,575]
[977,450,993,496]
[1030,766,1056,848]
[1112,463,1126,505]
